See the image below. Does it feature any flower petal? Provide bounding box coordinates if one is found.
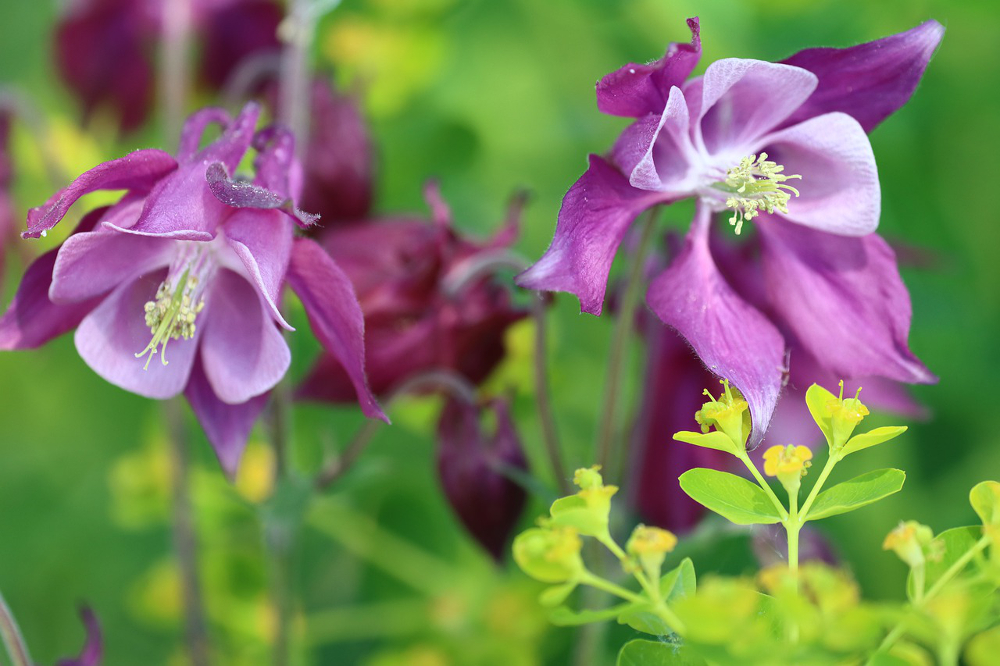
[176,107,232,162]
[206,162,318,228]
[55,606,102,666]
[646,203,786,446]
[624,86,700,192]
[50,229,174,303]
[758,217,935,384]
[596,17,701,118]
[515,155,666,315]
[185,356,269,478]
[222,208,295,330]
[191,102,260,171]
[200,269,291,404]
[780,21,944,133]
[759,112,880,236]
[285,238,387,421]
[75,270,201,399]
[23,149,177,238]
[696,59,818,158]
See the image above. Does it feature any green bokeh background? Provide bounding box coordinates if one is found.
[0,0,996,663]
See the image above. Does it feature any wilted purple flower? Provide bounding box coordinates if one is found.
[518,19,942,443]
[438,397,528,560]
[54,0,283,132]
[55,607,102,666]
[0,103,383,475]
[298,184,527,403]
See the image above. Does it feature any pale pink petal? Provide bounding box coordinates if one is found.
[222,208,294,329]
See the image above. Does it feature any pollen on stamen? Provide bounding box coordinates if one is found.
[720,153,801,235]
[134,272,205,370]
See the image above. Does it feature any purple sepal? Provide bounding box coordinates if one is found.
[596,17,701,118]
[206,162,319,228]
[758,216,935,384]
[55,606,102,666]
[437,397,528,561]
[285,238,387,422]
[780,20,945,133]
[185,356,269,479]
[646,205,786,447]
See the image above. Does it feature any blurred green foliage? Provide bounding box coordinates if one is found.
[0,0,997,663]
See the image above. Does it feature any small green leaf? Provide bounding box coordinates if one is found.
[617,639,690,666]
[660,558,696,602]
[804,469,905,521]
[673,430,737,454]
[805,383,836,446]
[617,605,671,636]
[549,495,606,536]
[549,602,631,626]
[907,526,981,598]
[970,481,1000,526]
[679,469,782,525]
[840,426,907,457]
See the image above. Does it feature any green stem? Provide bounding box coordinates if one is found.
[798,453,839,522]
[736,452,789,521]
[876,535,992,654]
[0,590,31,666]
[596,211,658,478]
[787,491,800,582]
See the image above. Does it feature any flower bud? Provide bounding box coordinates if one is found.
[694,380,751,450]
[513,526,585,583]
[882,521,936,569]
[437,398,528,561]
[806,381,870,453]
[548,467,618,539]
[626,524,677,579]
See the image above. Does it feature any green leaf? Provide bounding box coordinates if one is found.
[660,558,696,602]
[539,581,577,607]
[804,469,905,521]
[840,426,907,457]
[673,430,737,454]
[617,639,690,666]
[805,383,835,447]
[970,481,1000,526]
[549,602,631,626]
[549,495,606,536]
[617,605,671,636]
[967,625,1000,666]
[907,526,981,598]
[678,469,782,525]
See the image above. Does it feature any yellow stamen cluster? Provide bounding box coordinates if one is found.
[695,379,751,448]
[826,380,870,449]
[135,271,205,370]
[763,444,813,478]
[722,153,801,234]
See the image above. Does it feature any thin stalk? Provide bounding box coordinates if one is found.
[797,453,838,521]
[596,211,658,477]
[736,451,789,521]
[315,370,479,489]
[579,572,686,635]
[0,590,31,666]
[160,0,191,145]
[278,0,317,156]
[165,398,211,666]
[787,492,800,581]
[877,535,991,654]
[266,532,294,666]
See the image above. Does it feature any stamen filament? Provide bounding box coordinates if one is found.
[716,153,802,235]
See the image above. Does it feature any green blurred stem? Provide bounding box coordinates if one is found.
[596,210,657,478]
[579,571,686,635]
[165,398,211,666]
[876,534,991,655]
[736,451,789,521]
[0,590,31,666]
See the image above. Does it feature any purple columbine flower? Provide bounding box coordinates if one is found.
[438,397,529,561]
[298,184,527,403]
[0,102,384,475]
[518,18,942,443]
[55,607,102,666]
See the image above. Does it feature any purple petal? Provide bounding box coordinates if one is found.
[596,17,701,118]
[200,269,290,404]
[625,86,699,192]
[0,208,108,350]
[252,124,301,201]
[75,270,201,399]
[515,155,666,315]
[206,162,318,228]
[780,20,945,133]
[55,606,102,666]
[50,229,174,303]
[285,238,387,421]
[758,217,935,385]
[192,102,261,171]
[646,203,786,445]
[759,112,879,236]
[24,149,177,239]
[176,107,232,162]
[222,208,294,329]
[185,356,269,478]
[696,59,818,157]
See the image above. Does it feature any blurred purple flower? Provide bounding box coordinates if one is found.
[298,184,527,403]
[54,0,282,132]
[438,397,528,560]
[55,607,102,666]
[0,103,383,475]
[518,18,942,444]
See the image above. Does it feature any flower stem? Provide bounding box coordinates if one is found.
[797,453,839,522]
[787,492,800,583]
[165,398,211,666]
[315,370,479,489]
[736,451,789,521]
[596,210,658,478]
[160,0,191,145]
[0,589,31,666]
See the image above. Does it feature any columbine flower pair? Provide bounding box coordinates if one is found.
[518,18,943,443]
[0,102,383,475]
